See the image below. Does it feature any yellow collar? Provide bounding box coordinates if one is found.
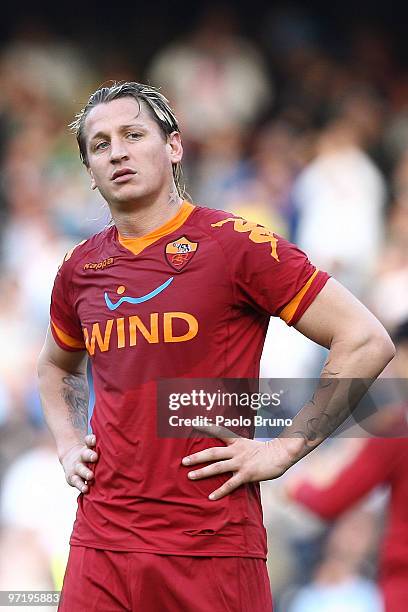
[118,201,195,256]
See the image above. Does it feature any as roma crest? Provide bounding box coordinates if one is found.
[165,236,198,271]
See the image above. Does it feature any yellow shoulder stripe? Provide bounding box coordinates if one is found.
[280,269,319,324]
[52,321,85,349]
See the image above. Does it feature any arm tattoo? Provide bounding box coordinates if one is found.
[291,378,351,445]
[292,409,349,444]
[61,374,88,433]
[321,357,340,377]
[290,376,371,446]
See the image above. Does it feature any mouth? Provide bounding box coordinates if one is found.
[111,168,136,182]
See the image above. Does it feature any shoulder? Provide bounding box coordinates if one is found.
[188,205,238,242]
[192,204,272,237]
[191,204,235,226]
[191,204,280,261]
[57,226,115,277]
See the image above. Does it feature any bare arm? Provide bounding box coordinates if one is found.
[38,327,98,493]
[182,278,396,499]
[281,277,396,458]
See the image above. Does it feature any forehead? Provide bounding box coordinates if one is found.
[84,97,159,139]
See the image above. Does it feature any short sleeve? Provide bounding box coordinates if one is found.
[210,217,330,325]
[50,263,85,351]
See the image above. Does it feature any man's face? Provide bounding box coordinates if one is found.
[83,97,182,207]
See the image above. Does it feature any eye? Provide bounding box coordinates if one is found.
[127,132,142,140]
[94,141,109,151]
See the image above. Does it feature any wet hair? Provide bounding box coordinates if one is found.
[70,81,185,197]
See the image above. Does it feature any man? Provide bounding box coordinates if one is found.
[38,82,395,611]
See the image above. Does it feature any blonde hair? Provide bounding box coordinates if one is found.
[70,81,186,197]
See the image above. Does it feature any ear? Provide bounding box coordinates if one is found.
[87,166,97,190]
[168,132,183,164]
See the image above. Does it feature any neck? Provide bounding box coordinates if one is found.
[111,188,183,238]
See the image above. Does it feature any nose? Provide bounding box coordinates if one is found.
[109,137,129,163]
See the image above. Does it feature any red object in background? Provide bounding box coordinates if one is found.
[292,435,408,612]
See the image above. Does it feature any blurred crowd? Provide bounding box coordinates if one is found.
[0,4,408,611]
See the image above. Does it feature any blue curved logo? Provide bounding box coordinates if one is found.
[104,277,174,311]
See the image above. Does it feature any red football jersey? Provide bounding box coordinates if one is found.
[292,437,408,611]
[50,201,329,558]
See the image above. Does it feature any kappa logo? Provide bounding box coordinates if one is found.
[165,236,198,271]
[211,217,279,261]
[84,257,114,271]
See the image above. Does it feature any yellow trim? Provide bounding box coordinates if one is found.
[52,321,85,350]
[280,269,319,324]
[118,201,195,256]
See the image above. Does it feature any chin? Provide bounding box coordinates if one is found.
[108,186,149,207]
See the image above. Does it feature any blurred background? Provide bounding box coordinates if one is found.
[1,1,408,610]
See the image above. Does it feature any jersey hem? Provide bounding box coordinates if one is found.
[69,539,267,559]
